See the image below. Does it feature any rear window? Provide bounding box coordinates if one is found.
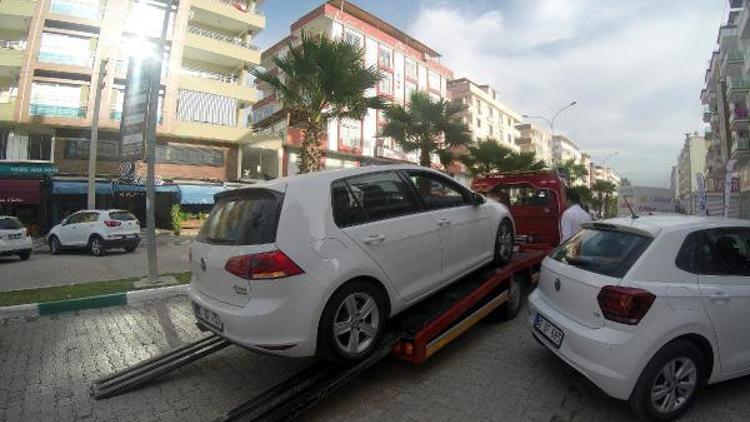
[551,227,653,278]
[488,184,553,207]
[109,212,137,221]
[0,217,23,230]
[197,190,281,245]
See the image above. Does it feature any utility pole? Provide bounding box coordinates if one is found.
[144,0,173,283]
[87,58,108,209]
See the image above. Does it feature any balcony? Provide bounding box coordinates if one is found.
[0,99,15,121]
[0,40,25,71]
[722,49,745,76]
[29,103,87,119]
[37,49,94,68]
[731,104,750,129]
[183,26,261,67]
[732,136,750,157]
[727,76,750,100]
[739,2,750,40]
[49,0,103,22]
[703,104,715,123]
[0,0,35,18]
[179,67,256,102]
[191,0,265,33]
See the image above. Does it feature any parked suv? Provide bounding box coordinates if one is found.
[529,216,750,420]
[0,216,32,261]
[189,165,514,363]
[48,210,141,256]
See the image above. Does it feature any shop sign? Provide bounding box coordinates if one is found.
[0,162,57,177]
[705,177,740,193]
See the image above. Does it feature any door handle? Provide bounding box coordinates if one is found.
[709,292,730,303]
[437,219,452,227]
[362,234,386,245]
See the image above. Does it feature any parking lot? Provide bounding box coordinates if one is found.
[1,295,749,422]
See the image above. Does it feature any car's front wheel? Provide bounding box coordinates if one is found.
[630,340,706,420]
[493,219,514,266]
[89,236,106,257]
[17,250,31,261]
[49,236,61,255]
[318,280,386,364]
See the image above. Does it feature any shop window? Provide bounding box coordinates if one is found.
[156,144,224,166]
[339,118,362,151]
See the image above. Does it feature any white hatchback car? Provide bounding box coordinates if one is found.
[189,165,514,362]
[528,216,750,420]
[48,210,141,256]
[0,216,32,261]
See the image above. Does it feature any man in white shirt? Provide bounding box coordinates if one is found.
[561,188,593,242]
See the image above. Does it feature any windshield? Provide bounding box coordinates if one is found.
[488,184,554,207]
[0,217,24,230]
[551,227,652,278]
[197,190,282,245]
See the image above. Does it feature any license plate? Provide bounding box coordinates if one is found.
[193,303,223,331]
[534,313,564,348]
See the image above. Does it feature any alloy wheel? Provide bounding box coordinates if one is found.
[650,357,698,414]
[333,292,380,355]
[497,223,513,260]
[91,238,103,256]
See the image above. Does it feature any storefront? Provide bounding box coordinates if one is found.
[177,184,227,214]
[49,179,115,226]
[112,183,180,229]
[0,163,57,235]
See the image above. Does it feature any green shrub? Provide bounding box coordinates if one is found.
[170,204,182,236]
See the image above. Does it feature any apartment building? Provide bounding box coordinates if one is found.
[513,123,552,166]
[552,134,581,165]
[580,152,591,187]
[0,0,265,229]
[676,133,710,214]
[446,78,521,152]
[250,0,454,178]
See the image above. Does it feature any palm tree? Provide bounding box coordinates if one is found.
[253,35,385,173]
[380,91,472,168]
[558,158,589,185]
[460,139,546,176]
[591,180,617,217]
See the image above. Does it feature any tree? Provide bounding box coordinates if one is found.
[558,158,589,185]
[620,177,632,187]
[591,180,617,217]
[253,35,385,173]
[381,91,472,168]
[460,139,546,176]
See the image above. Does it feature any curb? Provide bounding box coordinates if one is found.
[0,284,190,320]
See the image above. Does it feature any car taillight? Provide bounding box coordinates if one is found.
[597,285,655,325]
[104,220,122,227]
[225,250,304,280]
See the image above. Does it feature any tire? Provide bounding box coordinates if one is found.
[17,250,31,261]
[629,340,707,421]
[317,280,387,364]
[124,244,137,253]
[49,236,61,255]
[490,274,523,321]
[493,219,514,266]
[89,236,106,257]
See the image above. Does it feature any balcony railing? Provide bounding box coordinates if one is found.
[728,76,750,94]
[187,26,261,51]
[733,106,749,120]
[733,136,750,154]
[38,50,94,67]
[207,0,264,15]
[49,0,103,21]
[181,67,239,84]
[0,40,26,51]
[29,103,87,118]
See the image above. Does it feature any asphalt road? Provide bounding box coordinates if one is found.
[0,235,192,292]
[1,295,749,422]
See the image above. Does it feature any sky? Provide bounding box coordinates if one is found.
[256,0,728,187]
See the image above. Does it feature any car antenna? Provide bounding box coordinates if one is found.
[623,195,638,219]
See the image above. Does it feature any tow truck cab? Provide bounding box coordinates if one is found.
[471,170,566,248]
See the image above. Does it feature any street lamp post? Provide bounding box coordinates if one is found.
[522,100,577,136]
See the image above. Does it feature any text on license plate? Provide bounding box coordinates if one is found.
[534,313,564,348]
[193,303,223,331]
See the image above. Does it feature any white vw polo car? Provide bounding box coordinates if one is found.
[529,216,750,420]
[189,165,514,362]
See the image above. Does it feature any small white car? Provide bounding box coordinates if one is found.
[528,216,750,420]
[189,165,514,362]
[0,216,32,261]
[48,210,141,256]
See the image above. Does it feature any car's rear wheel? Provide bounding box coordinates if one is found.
[89,236,106,257]
[493,219,514,266]
[17,250,31,261]
[630,340,706,420]
[49,236,61,255]
[318,280,386,364]
[124,244,137,253]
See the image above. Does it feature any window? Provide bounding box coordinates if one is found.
[378,46,392,69]
[339,118,362,151]
[406,171,470,210]
[156,144,224,166]
[50,0,103,20]
[109,211,137,221]
[177,90,237,126]
[343,172,418,222]
[379,73,393,96]
[125,0,175,39]
[405,59,417,80]
[688,228,750,276]
[489,125,494,137]
[0,130,53,162]
[38,32,93,67]
[428,71,440,91]
[30,82,86,118]
[551,226,653,278]
[331,180,367,227]
[507,134,512,144]
[198,190,282,245]
[476,118,481,128]
[28,134,52,161]
[65,138,120,161]
[343,29,363,47]
[0,217,23,230]
[405,80,417,102]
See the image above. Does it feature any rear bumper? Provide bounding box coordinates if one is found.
[103,235,140,249]
[0,237,33,255]
[527,289,652,400]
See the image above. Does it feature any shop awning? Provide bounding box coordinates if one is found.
[0,179,42,205]
[112,183,180,194]
[52,181,114,196]
[178,184,226,205]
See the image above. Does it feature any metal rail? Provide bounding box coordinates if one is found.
[91,334,231,399]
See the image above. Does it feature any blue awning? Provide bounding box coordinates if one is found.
[52,181,113,196]
[178,184,226,205]
[112,183,180,194]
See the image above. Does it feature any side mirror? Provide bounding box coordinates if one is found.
[471,193,485,206]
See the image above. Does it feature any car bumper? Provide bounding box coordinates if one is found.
[103,235,140,249]
[527,289,652,400]
[188,275,325,358]
[0,237,33,255]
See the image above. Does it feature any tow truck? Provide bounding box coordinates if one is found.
[90,170,566,422]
